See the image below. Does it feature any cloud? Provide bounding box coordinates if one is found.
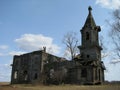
[0,45,8,50]
[15,34,61,55]
[0,52,8,56]
[0,51,26,57]
[63,49,71,60]
[8,51,26,56]
[96,0,120,9]
[0,53,4,56]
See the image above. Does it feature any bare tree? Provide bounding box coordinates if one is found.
[63,32,78,60]
[108,9,120,59]
[105,9,120,65]
[99,35,110,59]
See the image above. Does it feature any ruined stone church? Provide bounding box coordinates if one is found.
[11,6,105,85]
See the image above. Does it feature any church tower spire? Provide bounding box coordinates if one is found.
[83,6,96,29]
[78,6,102,61]
[77,6,105,84]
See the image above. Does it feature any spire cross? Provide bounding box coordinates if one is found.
[88,6,92,12]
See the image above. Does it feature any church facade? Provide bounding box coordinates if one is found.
[11,6,105,85]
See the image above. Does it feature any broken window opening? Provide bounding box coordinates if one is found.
[24,71,28,81]
[81,68,87,78]
[87,55,90,58]
[34,73,38,80]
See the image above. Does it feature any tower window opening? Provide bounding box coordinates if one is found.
[86,32,89,40]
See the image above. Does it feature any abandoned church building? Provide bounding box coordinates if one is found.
[11,7,105,85]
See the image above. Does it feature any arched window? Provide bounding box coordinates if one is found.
[86,32,89,40]
[14,71,18,79]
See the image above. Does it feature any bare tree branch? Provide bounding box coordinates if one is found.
[108,9,120,60]
[63,32,79,60]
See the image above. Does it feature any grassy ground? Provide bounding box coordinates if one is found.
[0,82,120,90]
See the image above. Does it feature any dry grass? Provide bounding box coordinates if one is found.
[0,82,120,90]
[0,82,10,85]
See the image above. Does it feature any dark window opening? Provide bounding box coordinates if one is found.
[87,55,90,58]
[34,73,38,80]
[81,68,87,78]
[99,69,101,81]
[95,68,97,80]
[86,32,89,40]
[24,71,28,81]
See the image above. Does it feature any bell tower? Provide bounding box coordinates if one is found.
[77,6,105,84]
[78,6,102,61]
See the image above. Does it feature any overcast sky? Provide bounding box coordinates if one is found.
[0,0,120,82]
